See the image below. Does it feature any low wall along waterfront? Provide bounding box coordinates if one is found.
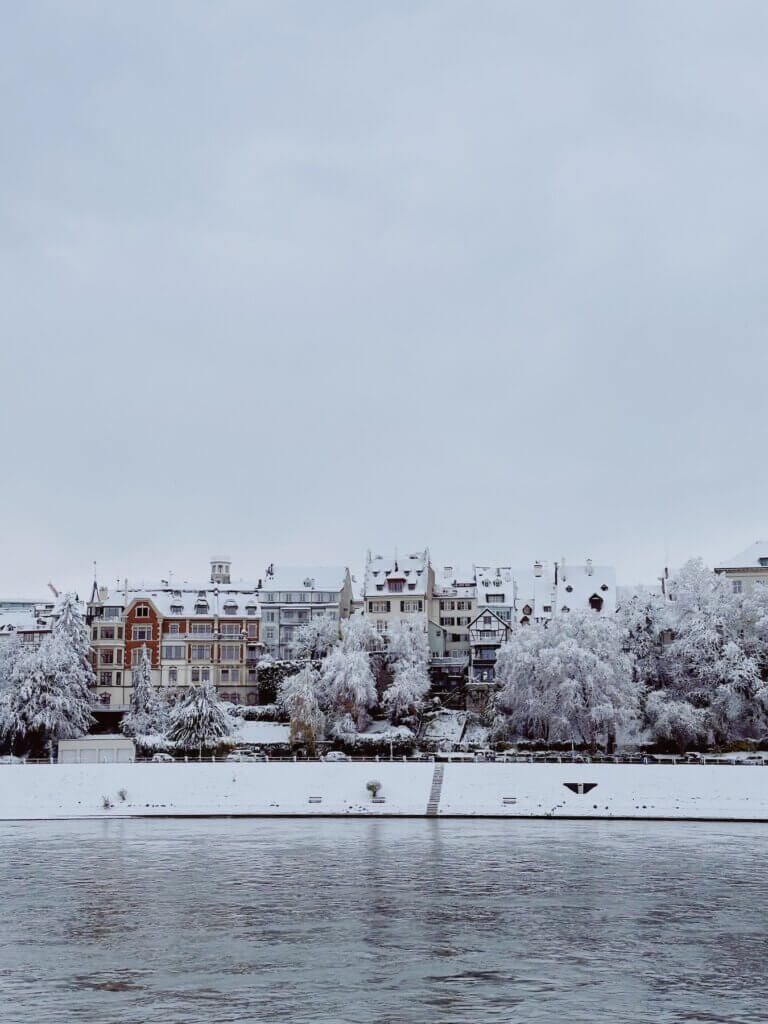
[1,762,768,821]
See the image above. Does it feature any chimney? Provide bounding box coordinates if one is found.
[533,561,543,578]
[443,566,453,579]
[586,558,593,577]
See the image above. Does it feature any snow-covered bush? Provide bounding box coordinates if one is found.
[166,683,233,752]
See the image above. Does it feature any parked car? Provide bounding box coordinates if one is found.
[151,752,174,763]
[226,749,267,762]
[742,754,765,766]
[0,755,25,764]
[322,751,351,762]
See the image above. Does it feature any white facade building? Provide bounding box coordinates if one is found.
[258,565,353,659]
[469,559,616,684]
[715,542,768,594]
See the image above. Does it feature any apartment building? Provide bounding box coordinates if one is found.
[258,565,353,659]
[363,549,444,651]
[468,559,616,684]
[430,564,476,667]
[87,558,263,708]
[0,601,57,649]
[714,542,768,594]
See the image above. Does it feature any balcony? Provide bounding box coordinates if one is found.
[431,656,469,669]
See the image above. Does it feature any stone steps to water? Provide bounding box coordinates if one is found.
[426,763,445,816]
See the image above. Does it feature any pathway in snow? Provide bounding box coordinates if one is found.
[426,763,444,815]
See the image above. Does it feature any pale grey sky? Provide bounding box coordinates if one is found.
[1,1,767,596]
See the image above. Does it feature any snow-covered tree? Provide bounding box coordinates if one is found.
[294,616,339,659]
[646,558,768,745]
[341,613,381,653]
[493,611,638,749]
[166,683,233,752]
[53,594,91,664]
[383,662,430,721]
[318,646,377,732]
[387,618,430,669]
[0,635,95,756]
[279,665,325,754]
[121,645,162,737]
[382,619,431,722]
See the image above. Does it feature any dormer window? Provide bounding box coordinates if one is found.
[170,604,183,615]
[246,604,257,616]
[195,602,209,615]
[588,594,604,612]
[223,602,238,614]
[760,558,768,567]
[135,605,150,618]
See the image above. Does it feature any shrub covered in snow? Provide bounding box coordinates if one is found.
[167,683,234,752]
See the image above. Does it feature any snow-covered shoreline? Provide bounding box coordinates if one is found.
[1,762,768,821]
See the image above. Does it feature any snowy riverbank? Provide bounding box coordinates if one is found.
[1,762,768,821]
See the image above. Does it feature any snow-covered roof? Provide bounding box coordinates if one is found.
[555,563,616,615]
[433,563,476,598]
[259,566,349,594]
[364,550,430,596]
[0,607,54,636]
[474,561,616,618]
[716,542,768,570]
[123,588,259,619]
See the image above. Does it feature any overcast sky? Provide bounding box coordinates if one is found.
[1,1,767,596]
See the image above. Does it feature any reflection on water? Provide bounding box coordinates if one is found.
[0,818,766,1023]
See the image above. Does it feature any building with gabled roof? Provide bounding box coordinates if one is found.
[714,541,768,594]
[363,549,442,651]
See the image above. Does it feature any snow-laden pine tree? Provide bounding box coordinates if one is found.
[0,635,95,756]
[53,593,92,663]
[279,664,325,754]
[293,616,339,660]
[121,645,162,737]
[494,611,638,750]
[166,683,233,752]
[382,619,431,722]
[318,646,377,733]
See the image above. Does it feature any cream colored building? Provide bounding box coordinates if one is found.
[715,542,768,594]
[363,549,442,651]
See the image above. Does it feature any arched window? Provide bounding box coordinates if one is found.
[589,594,604,612]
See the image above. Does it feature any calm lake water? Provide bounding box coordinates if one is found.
[0,818,766,1023]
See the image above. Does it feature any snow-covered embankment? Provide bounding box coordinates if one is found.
[1,762,767,821]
